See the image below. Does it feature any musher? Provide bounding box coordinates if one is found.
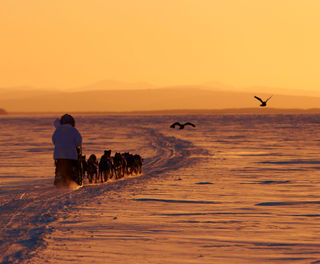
[52,114,82,187]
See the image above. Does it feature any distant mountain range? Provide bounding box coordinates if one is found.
[0,81,320,113]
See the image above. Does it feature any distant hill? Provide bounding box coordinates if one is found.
[70,80,157,91]
[1,86,320,112]
[0,108,7,114]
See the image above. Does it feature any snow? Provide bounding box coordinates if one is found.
[1,114,320,263]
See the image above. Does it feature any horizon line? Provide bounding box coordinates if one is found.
[4,108,320,116]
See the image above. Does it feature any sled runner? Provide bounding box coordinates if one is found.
[76,146,84,186]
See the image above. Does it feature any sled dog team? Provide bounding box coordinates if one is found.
[84,150,143,184]
[52,114,143,187]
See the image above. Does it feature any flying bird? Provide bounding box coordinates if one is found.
[254,95,273,107]
[170,122,196,129]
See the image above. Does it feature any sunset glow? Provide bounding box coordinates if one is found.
[1,0,319,93]
[3,2,320,261]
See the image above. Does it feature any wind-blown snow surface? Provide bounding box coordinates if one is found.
[1,114,320,264]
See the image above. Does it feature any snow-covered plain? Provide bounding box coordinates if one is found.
[1,114,320,264]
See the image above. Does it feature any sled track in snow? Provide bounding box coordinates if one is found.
[0,127,207,264]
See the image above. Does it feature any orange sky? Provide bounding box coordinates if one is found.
[0,0,319,93]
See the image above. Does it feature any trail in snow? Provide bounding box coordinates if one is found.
[0,127,205,264]
[4,114,320,264]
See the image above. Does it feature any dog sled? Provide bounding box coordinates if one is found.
[54,147,84,187]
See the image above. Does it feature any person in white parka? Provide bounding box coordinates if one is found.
[52,114,82,186]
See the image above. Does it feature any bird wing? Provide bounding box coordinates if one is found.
[170,122,181,128]
[265,95,273,102]
[184,122,196,127]
[254,96,264,103]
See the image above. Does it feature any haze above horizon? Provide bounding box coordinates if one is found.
[1,79,320,98]
[1,0,319,95]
